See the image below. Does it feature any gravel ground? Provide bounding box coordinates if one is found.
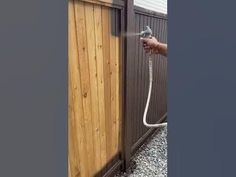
[115,126,167,177]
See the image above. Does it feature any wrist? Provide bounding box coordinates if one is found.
[154,42,161,51]
[153,42,161,54]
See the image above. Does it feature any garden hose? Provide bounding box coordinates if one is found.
[140,26,167,128]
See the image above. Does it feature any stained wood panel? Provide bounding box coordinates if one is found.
[127,7,168,148]
[68,1,122,177]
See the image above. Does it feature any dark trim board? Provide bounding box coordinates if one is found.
[102,160,123,177]
[94,153,122,177]
[80,0,125,9]
[123,0,135,171]
[120,5,127,174]
[131,113,167,154]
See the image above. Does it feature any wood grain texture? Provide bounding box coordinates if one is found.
[74,2,95,176]
[109,8,117,156]
[94,4,107,168]
[84,3,102,173]
[69,1,89,176]
[69,1,122,177]
[115,9,121,152]
[101,6,112,163]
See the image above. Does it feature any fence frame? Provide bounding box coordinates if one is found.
[69,0,167,176]
[122,1,168,171]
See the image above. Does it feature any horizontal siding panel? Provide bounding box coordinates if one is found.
[134,0,167,14]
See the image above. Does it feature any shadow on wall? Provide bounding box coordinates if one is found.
[94,153,121,177]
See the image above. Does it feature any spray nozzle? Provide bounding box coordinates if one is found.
[140,26,152,38]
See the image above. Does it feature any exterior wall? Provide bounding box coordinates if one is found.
[134,0,167,14]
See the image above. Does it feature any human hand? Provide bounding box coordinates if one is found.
[140,36,160,54]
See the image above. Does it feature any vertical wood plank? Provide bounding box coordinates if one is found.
[93,4,107,168]
[160,19,165,116]
[145,16,151,124]
[118,8,124,153]
[109,8,117,156]
[151,17,156,122]
[101,6,112,162]
[157,18,162,119]
[69,1,89,176]
[68,1,79,177]
[153,17,159,121]
[84,3,102,174]
[136,13,142,141]
[134,13,140,144]
[68,158,72,177]
[150,16,156,123]
[74,1,95,176]
[164,20,167,114]
[115,9,120,153]
[140,14,146,137]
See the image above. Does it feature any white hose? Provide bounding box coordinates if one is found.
[143,55,167,128]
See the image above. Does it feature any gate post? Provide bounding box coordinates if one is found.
[122,0,135,171]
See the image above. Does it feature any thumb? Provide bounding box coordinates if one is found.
[140,37,147,42]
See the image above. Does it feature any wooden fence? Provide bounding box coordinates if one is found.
[68,0,167,176]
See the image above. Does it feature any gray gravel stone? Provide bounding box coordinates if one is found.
[115,126,167,177]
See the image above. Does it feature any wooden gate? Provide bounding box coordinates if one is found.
[68,0,125,176]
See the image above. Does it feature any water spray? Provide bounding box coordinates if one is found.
[140,26,167,128]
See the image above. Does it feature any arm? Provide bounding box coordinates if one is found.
[156,42,168,57]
